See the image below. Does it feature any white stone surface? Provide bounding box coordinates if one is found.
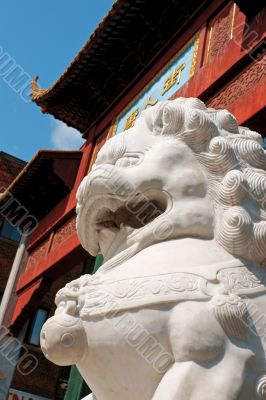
[41,99,266,399]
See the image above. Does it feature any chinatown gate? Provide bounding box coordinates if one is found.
[2,0,265,398]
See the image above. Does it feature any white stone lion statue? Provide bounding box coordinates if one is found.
[41,98,266,400]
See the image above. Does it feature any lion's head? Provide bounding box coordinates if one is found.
[76,98,266,266]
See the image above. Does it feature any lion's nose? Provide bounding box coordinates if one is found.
[40,314,87,366]
[83,165,116,197]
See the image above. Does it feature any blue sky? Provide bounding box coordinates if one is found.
[0,0,114,162]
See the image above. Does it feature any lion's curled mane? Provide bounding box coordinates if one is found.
[131,98,265,263]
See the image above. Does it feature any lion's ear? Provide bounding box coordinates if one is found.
[161,103,185,136]
[152,102,165,135]
[215,110,239,134]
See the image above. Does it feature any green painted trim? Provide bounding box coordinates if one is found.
[93,254,104,273]
[64,366,84,400]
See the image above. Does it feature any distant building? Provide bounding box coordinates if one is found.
[1,1,265,399]
[0,151,25,302]
[0,152,25,190]
[0,151,25,399]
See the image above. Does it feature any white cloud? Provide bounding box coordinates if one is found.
[50,120,85,150]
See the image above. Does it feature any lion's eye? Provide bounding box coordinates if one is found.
[115,154,140,168]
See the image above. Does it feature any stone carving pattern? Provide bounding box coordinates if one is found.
[26,238,50,270]
[207,54,266,109]
[206,4,234,62]
[51,214,77,250]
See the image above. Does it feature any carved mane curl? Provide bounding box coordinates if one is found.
[136,98,266,263]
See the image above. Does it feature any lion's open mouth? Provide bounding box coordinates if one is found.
[90,192,168,258]
[96,199,166,230]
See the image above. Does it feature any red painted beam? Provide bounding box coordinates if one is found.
[11,278,43,326]
[27,139,94,250]
[227,76,266,125]
[17,233,87,292]
[172,36,266,101]
[28,196,70,249]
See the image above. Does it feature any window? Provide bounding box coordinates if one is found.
[26,308,49,346]
[0,220,21,241]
